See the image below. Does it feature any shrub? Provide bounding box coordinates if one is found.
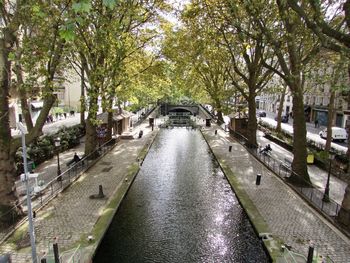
[15,124,85,175]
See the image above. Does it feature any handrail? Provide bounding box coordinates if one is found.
[0,137,119,244]
[229,129,349,238]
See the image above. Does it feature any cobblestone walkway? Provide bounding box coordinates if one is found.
[0,123,156,263]
[202,125,350,263]
[2,118,350,262]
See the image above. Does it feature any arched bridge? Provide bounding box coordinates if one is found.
[160,104,199,115]
[160,104,212,120]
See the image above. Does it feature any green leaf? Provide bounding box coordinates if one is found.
[59,21,76,41]
[72,0,92,13]
[8,52,16,61]
[59,28,75,41]
[103,0,117,9]
[31,4,45,18]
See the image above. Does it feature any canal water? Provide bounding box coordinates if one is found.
[94,128,269,262]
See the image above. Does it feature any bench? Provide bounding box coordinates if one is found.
[281,158,292,170]
[66,156,84,167]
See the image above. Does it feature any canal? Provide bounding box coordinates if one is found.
[94,128,269,262]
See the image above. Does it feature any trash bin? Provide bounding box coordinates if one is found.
[307,152,314,164]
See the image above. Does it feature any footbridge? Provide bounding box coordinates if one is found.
[160,104,213,120]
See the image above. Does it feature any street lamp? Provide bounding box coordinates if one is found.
[322,151,335,202]
[17,122,37,263]
[55,137,62,181]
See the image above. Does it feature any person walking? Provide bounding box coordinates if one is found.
[314,118,319,128]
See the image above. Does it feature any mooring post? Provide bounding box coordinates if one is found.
[306,246,314,263]
[256,174,262,185]
[53,243,59,263]
[98,185,105,198]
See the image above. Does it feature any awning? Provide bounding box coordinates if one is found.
[96,112,108,123]
[31,101,44,109]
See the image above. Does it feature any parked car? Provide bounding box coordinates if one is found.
[319,127,348,142]
[257,110,266,117]
[275,115,289,123]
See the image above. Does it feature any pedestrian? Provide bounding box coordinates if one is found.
[73,152,80,163]
[314,118,319,128]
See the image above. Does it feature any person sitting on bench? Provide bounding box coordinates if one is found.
[67,153,81,167]
[73,152,80,163]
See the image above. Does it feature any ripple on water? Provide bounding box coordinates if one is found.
[94,128,269,263]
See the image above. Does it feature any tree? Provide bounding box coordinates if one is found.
[208,0,275,146]
[163,6,233,124]
[0,1,68,213]
[285,0,350,228]
[244,0,322,184]
[68,0,163,154]
[275,84,287,133]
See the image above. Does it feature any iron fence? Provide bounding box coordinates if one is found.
[0,137,119,243]
[230,130,347,221]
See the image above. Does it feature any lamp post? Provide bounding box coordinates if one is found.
[17,122,37,263]
[322,151,335,202]
[55,137,62,181]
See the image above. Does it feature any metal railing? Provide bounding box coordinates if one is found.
[230,130,349,226]
[0,138,119,243]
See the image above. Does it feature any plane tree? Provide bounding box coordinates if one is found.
[67,0,164,154]
[195,0,276,146]
[162,7,233,124]
[243,0,323,185]
[285,0,350,228]
[0,1,69,214]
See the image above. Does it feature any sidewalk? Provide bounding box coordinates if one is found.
[262,113,348,154]
[202,124,350,262]
[0,120,158,262]
[257,130,348,205]
[3,116,349,262]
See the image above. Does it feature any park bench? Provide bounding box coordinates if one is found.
[281,158,292,170]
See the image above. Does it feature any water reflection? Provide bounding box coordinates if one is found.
[94,128,269,262]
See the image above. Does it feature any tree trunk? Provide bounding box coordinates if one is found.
[14,47,33,131]
[215,100,225,124]
[325,90,335,152]
[217,110,224,124]
[106,110,113,141]
[80,64,86,127]
[0,33,17,209]
[289,88,311,185]
[337,63,350,229]
[84,95,98,155]
[85,117,97,155]
[276,85,287,133]
[247,92,257,147]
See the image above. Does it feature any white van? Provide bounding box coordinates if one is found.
[319,127,348,142]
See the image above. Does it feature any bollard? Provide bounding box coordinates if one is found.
[256,174,261,185]
[306,246,314,263]
[53,243,59,263]
[229,146,232,152]
[215,130,217,135]
[98,185,105,198]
